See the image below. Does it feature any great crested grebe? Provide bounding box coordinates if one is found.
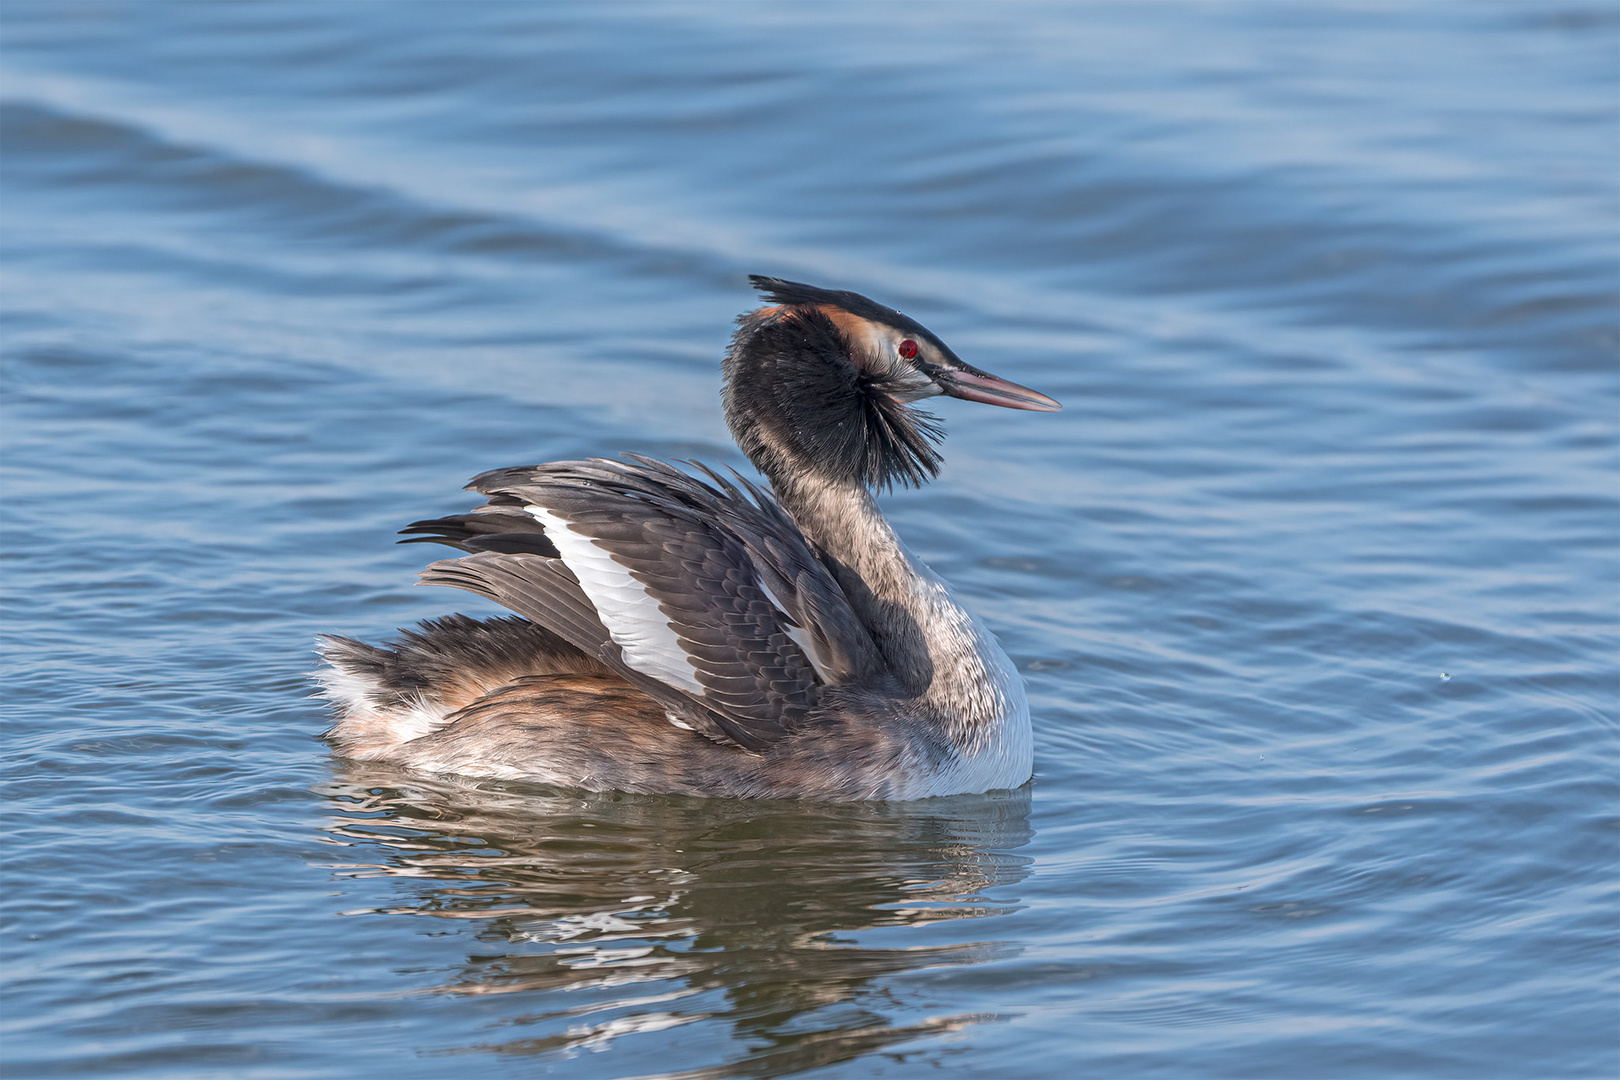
[319,277,1060,800]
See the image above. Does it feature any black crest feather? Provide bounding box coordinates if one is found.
[748,275,938,344]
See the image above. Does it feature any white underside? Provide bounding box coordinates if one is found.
[894,627,1034,799]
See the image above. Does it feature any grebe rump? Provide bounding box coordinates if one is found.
[319,277,1060,800]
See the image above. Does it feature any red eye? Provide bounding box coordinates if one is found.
[897,339,918,359]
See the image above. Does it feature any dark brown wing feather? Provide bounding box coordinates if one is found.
[414,456,886,751]
[399,497,561,557]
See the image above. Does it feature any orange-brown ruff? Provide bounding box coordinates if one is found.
[318,277,1060,800]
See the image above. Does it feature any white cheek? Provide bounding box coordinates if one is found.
[891,379,944,402]
[850,322,893,360]
[844,319,946,400]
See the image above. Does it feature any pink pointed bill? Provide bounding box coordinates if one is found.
[942,370,1062,412]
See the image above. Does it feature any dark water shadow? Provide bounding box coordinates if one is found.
[314,763,1034,1076]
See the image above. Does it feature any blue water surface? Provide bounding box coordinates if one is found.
[3,3,1616,1077]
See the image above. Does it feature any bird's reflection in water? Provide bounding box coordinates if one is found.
[316,762,1033,1074]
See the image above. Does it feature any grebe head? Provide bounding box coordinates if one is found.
[723,276,1061,491]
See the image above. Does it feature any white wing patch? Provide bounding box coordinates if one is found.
[526,504,704,694]
[754,574,834,683]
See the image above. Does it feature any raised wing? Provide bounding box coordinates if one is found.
[399,498,560,557]
[414,456,884,751]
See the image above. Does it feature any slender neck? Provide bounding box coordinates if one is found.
[768,471,1015,733]
[772,473,932,692]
